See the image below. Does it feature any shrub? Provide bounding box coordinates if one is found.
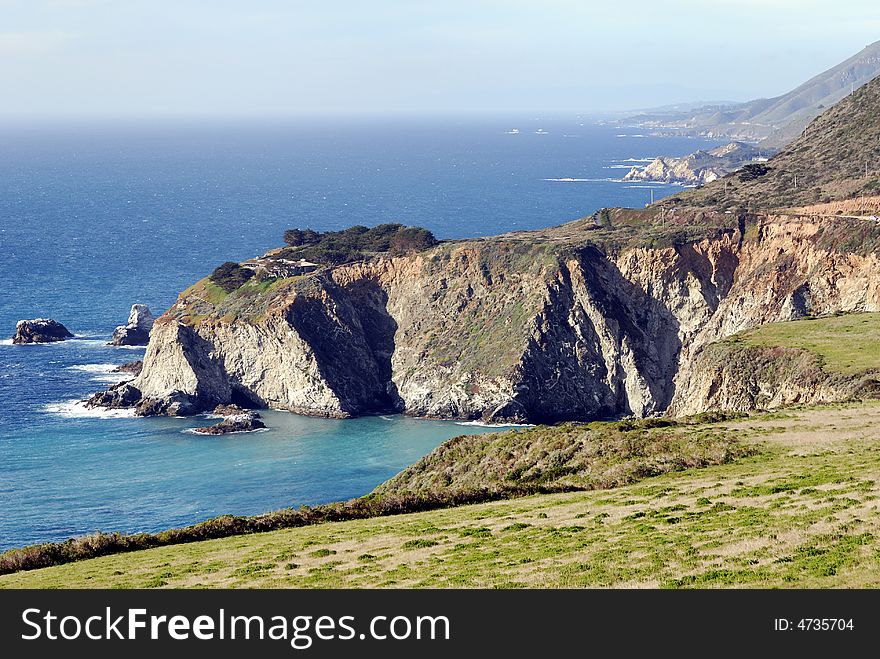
[279,224,438,265]
[283,228,321,247]
[389,227,439,254]
[209,262,254,292]
[738,163,771,181]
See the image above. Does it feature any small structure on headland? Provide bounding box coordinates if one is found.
[240,256,319,278]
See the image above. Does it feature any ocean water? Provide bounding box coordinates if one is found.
[0,117,720,550]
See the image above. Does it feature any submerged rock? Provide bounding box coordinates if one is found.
[193,405,265,435]
[110,304,155,346]
[12,318,74,344]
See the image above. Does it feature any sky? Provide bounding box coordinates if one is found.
[1,0,879,116]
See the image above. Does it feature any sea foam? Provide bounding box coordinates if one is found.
[67,363,133,383]
[43,400,137,419]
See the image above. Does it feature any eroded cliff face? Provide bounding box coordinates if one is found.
[112,213,880,421]
[670,344,880,416]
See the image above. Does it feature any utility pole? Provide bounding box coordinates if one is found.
[650,188,654,205]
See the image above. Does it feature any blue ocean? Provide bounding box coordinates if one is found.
[0,117,719,550]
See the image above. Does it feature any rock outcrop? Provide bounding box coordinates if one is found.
[85,207,880,422]
[12,319,73,344]
[670,343,880,416]
[623,142,766,186]
[110,304,154,346]
[112,361,143,376]
[192,405,266,435]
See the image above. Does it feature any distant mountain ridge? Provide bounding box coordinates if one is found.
[621,40,880,145]
[671,73,880,208]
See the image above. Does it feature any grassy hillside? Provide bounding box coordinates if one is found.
[4,402,880,588]
[733,312,880,376]
[671,75,880,209]
[377,415,749,495]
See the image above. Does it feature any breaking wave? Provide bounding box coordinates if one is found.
[43,400,137,419]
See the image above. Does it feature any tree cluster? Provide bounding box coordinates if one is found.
[282,223,438,264]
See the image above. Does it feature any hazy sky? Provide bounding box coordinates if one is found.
[1,0,879,116]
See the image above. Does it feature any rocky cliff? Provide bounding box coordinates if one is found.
[91,207,880,422]
[624,142,766,186]
[671,343,880,416]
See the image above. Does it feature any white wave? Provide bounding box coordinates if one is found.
[67,363,134,383]
[67,338,110,348]
[112,344,147,351]
[4,336,107,347]
[455,421,535,428]
[68,363,119,374]
[93,373,133,383]
[612,158,655,163]
[605,164,641,169]
[43,400,137,419]
[616,134,646,138]
[625,184,675,189]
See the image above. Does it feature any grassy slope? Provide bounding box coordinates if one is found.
[5,402,880,589]
[376,417,749,495]
[731,313,880,376]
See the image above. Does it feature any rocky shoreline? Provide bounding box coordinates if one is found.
[623,142,767,186]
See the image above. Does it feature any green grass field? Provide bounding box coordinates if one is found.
[4,402,880,589]
[733,312,880,375]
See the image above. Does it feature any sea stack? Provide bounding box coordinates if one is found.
[12,319,74,344]
[110,304,155,346]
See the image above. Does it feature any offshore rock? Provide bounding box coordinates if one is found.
[192,406,266,435]
[12,319,74,344]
